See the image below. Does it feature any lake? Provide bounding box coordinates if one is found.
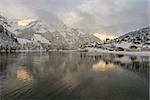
[0,52,149,100]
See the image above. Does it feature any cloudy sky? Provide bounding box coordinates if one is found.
[0,0,149,36]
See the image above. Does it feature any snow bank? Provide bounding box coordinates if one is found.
[87,48,150,56]
[17,38,32,44]
[32,34,50,44]
[114,42,142,49]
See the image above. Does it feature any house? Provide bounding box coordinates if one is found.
[115,47,124,51]
[129,45,139,51]
[95,42,103,48]
[130,45,138,49]
[95,44,102,48]
[133,41,141,44]
[106,38,110,42]
[142,43,150,51]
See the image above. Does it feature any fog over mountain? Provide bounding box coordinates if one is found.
[0,13,100,50]
[0,0,148,35]
[0,0,149,51]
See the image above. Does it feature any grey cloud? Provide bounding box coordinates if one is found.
[73,0,149,34]
[0,0,149,35]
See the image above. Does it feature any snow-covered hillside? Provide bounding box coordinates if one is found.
[112,27,150,50]
[82,27,150,51]
[8,14,100,50]
[0,15,19,50]
[0,14,100,51]
[2,12,149,52]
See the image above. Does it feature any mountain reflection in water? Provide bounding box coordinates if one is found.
[93,61,114,71]
[16,68,33,82]
[0,52,149,100]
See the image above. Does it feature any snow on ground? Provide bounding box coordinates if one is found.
[113,42,141,49]
[143,44,150,48]
[115,56,132,63]
[17,38,32,44]
[36,27,48,33]
[114,42,132,49]
[15,50,47,52]
[87,48,150,56]
[32,34,50,44]
[103,43,112,47]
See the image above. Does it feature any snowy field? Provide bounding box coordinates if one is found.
[86,48,150,56]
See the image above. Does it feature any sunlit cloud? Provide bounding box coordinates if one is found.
[93,33,117,41]
[18,19,36,26]
[0,0,148,35]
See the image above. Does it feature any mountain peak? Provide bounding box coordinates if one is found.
[17,18,36,26]
[0,13,100,50]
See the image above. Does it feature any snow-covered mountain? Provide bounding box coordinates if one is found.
[0,13,100,51]
[82,27,150,51]
[6,13,100,50]
[0,15,19,49]
[111,27,150,50]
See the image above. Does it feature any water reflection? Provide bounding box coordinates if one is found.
[92,61,114,71]
[16,68,33,82]
[0,52,149,100]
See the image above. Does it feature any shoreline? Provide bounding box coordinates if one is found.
[0,48,150,56]
[0,49,77,53]
[86,48,150,56]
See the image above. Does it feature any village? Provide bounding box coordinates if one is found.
[80,27,150,52]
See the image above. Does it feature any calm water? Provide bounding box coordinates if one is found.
[0,52,149,100]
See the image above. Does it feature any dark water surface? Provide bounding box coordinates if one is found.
[0,52,149,100]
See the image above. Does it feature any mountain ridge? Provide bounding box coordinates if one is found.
[0,14,101,51]
[82,27,150,51]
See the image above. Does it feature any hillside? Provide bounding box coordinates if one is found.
[112,27,150,50]
[82,27,150,51]
[7,12,100,50]
[0,14,100,51]
[0,15,19,51]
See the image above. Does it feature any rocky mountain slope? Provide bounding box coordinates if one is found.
[9,14,100,50]
[0,14,100,50]
[0,15,19,50]
[12,20,98,49]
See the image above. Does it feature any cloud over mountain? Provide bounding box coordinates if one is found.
[0,0,148,35]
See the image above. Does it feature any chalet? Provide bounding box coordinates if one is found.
[95,44,102,48]
[95,42,103,48]
[130,45,138,50]
[133,41,141,44]
[144,41,150,45]
[129,45,139,51]
[106,38,110,42]
[115,47,124,51]
[142,43,150,51]
[130,45,138,49]
[115,39,121,43]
